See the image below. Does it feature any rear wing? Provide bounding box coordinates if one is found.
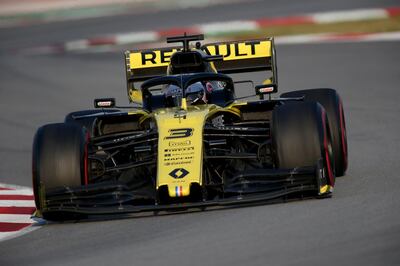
[201,38,277,77]
[124,37,277,102]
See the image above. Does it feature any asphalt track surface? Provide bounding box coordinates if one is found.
[0,0,400,265]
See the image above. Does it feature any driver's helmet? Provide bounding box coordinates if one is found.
[185,81,213,105]
[164,84,183,107]
[164,84,182,98]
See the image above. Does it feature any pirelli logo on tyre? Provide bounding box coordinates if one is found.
[164,128,193,139]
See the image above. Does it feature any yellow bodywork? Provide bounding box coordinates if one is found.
[128,87,142,103]
[319,184,333,195]
[127,39,273,70]
[130,102,248,198]
[153,104,218,197]
[203,40,271,61]
[129,48,179,69]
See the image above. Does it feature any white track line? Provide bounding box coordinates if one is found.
[0,214,35,223]
[0,189,34,195]
[360,31,400,41]
[0,200,35,207]
[312,8,389,23]
[274,31,400,44]
[115,31,159,45]
[199,20,259,35]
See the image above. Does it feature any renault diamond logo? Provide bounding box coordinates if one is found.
[169,168,189,179]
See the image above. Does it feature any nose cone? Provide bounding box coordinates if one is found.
[155,105,213,198]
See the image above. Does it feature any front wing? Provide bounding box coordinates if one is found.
[38,161,330,220]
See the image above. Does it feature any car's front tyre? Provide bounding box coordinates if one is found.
[32,123,87,211]
[281,88,348,176]
[271,101,335,189]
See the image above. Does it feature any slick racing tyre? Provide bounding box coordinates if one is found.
[271,102,335,186]
[32,123,87,210]
[281,88,348,176]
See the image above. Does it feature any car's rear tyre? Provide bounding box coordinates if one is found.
[281,88,348,176]
[32,123,87,210]
[271,102,335,186]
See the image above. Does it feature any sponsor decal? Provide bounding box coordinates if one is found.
[169,168,189,179]
[165,128,193,139]
[97,101,113,107]
[202,40,271,61]
[164,147,194,152]
[175,186,183,197]
[169,140,191,147]
[129,40,271,69]
[259,87,274,93]
[163,146,195,166]
[130,48,179,69]
[94,98,116,108]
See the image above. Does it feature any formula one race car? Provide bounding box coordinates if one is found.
[32,34,347,220]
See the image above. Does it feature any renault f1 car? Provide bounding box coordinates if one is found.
[32,34,348,220]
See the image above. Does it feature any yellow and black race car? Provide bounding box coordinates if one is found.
[32,34,348,220]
